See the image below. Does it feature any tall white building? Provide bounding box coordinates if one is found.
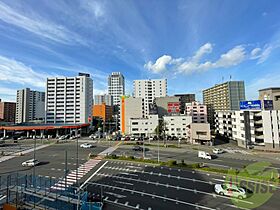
[133,79,167,115]
[108,72,125,106]
[16,88,45,123]
[46,73,93,124]
[94,94,113,106]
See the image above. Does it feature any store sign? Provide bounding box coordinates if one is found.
[240,100,262,110]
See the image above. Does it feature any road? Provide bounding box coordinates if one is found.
[85,160,280,210]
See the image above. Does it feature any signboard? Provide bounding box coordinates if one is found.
[240,100,262,110]
[167,102,180,113]
[263,100,273,110]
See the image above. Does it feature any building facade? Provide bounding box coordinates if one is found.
[154,96,181,118]
[16,88,45,123]
[163,115,192,139]
[94,94,113,106]
[134,79,167,115]
[189,123,211,144]
[174,94,195,114]
[259,87,280,110]
[129,115,158,137]
[120,97,145,135]
[108,72,125,106]
[92,103,113,122]
[46,73,93,124]
[203,81,245,128]
[0,99,16,122]
[215,110,280,151]
[186,101,207,123]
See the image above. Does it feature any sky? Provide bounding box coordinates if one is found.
[0,0,280,102]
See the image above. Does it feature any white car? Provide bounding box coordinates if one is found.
[198,151,212,160]
[80,143,94,148]
[213,148,224,154]
[59,135,66,140]
[22,159,40,167]
[214,184,247,199]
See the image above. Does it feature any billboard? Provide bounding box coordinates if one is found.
[167,102,180,113]
[240,100,262,110]
[263,100,273,110]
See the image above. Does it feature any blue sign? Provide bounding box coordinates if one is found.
[240,100,262,110]
[263,100,273,110]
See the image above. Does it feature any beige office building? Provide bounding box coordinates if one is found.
[259,87,280,110]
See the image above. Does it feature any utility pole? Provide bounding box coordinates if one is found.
[65,150,68,189]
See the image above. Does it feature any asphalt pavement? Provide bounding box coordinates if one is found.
[84,160,280,210]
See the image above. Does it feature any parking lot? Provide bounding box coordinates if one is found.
[85,160,280,210]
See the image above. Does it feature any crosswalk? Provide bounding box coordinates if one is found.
[51,158,102,190]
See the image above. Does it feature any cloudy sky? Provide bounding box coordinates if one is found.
[0,0,280,102]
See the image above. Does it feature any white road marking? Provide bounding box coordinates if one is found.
[79,161,108,190]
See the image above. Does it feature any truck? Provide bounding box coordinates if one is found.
[198,151,212,160]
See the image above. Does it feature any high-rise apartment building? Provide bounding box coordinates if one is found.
[108,72,125,106]
[0,99,16,122]
[203,81,245,128]
[259,87,280,110]
[134,79,167,115]
[46,73,93,124]
[94,94,113,106]
[16,88,45,123]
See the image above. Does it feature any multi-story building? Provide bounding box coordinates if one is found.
[94,94,113,106]
[134,79,167,115]
[92,103,113,122]
[174,94,195,114]
[163,115,192,139]
[108,72,125,106]
[189,123,211,144]
[129,115,158,137]
[259,87,280,110]
[16,88,45,123]
[215,110,280,151]
[120,97,145,135]
[154,96,181,118]
[214,111,234,139]
[203,81,245,128]
[46,73,93,124]
[186,101,207,123]
[0,99,16,122]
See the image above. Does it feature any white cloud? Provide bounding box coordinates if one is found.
[0,2,86,45]
[145,42,275,74]
[0,55,50,88]
[144,55,173,73]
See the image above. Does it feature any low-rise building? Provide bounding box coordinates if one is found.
[163,115,192,139]
[215,110,280,151]
[189,123,211,144]
[129,115,158,137]
[186,101,207,123]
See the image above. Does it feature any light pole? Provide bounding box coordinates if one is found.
[32,129,36,178]
[76,128,81,210]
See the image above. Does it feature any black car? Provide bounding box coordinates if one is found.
[132,146,143,151]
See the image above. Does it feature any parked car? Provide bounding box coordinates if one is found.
[59,135,66,140]
[80,143,94,148]
[0,136,9,140]
[17,136,25,140]
[214,184,247,199]
[130,137,135,141]
[22,159,40,167]
[213,148,224,154]
[89,134,95,139]
[198,151,212,160]
[125,136,130,141]
[132,146,143,151]
[70,136,77,140]
[121,137,126,141]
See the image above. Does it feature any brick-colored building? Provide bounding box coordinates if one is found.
[92,103,113,122]
[0,99,16,122]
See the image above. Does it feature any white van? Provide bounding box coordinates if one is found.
[198,151,212,160]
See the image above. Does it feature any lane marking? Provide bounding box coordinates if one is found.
[79,161,108,190]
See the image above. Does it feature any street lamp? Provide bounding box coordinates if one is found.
[76,128,81,210]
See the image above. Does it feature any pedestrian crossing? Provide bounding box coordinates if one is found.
[51,158,102,190]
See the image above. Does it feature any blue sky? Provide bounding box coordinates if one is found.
[0,0,280,102]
